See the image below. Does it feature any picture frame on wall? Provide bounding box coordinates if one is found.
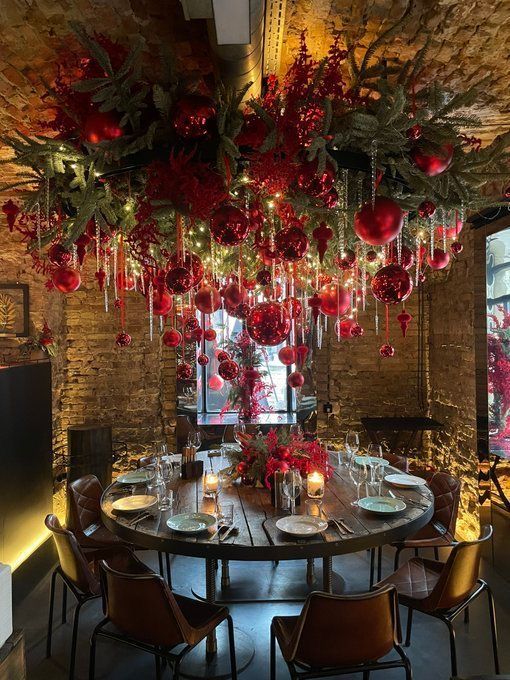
[0,284,29,338]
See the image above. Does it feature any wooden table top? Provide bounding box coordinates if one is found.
[101,454,434,561]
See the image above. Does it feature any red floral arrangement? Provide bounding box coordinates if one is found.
[226,427,332,488]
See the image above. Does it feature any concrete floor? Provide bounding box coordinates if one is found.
[14,546,509,680]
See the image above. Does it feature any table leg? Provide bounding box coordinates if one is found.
[206,558,217,659]
[306,558,315,586]
[221,560,230,588]
[322,556,333,593]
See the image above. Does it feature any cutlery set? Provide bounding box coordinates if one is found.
[322,510,354,536]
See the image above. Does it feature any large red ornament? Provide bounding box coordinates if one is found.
[410,143,454,177]
[247,301,291,346]
[371,264,413,305]
[274,226,309,261]
[312,223,333,263]
[297,159,335,197]
[218,359,240,381]
[172,94,216,140]
[322,187,339,209]
[150,289,173,316]
[208,374,224,391]
[204,328,217,341]
[163,328,182,347]
[335,248,356,270]
[83,110,123,144]
[48,243,72,267]
[168,251,204,287]
[278,346,297,366]
[319,283,350,317]
[115,330,132,347]
[166,266,194,295]
[195,285,221,314]
[210,204,250,246]
[288,371,305,388]
[223,282,247,307]
[427,248,450,270]
[379,343,395,358]
[52,267,81,293]
[354,198,403,246]
[177,362,193,380]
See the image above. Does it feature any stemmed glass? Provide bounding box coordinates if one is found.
[233,423,246,444]
[289,423,302,438]
[188,430,202,451]
[282,469,302,515]
[345,430,359,464]
[348,456,368,507]
[370,462,386,496]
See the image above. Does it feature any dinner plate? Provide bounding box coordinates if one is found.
[167,513,216,534]
[355,456,390,467]
[358,496,406,514]
[276,515,328,538]
[112,495,157,513]
[385,473,426,488]
[117,469,155,484]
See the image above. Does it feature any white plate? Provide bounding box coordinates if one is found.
[355,456,390,467]
[112,495,157,513]
[117,469,155,484]
[166,513,216,534]
[276,515,328,538]
[358,496,406,515]
[385,473,426,489]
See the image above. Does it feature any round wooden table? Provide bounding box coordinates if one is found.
[101,454,434,679]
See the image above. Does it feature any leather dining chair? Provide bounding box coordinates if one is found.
[376,525,499,678]
[270,585,411,680]
[89,558,237,680]
[45,514,136,680]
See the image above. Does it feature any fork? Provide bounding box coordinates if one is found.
[321,510,345,535]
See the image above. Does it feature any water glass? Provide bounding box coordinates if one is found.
[282,469,302,515]
[348,456,367,507]
[148,479,173,512]
[345,430,359,463]
[370,462,386,496]
[217,500,234,526]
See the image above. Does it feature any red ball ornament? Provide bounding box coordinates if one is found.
[172,94,216,140]
[115,330,132,347]
[204,328,217,341]
[247,301,291,346]
[288,371,305,388]
[168,251,204,287]
[195,285,221,314]
[218,359,240,381]
[52,267,81,293]
[177,362,193,380]
[335,248,356,270]
[166,266,194,294]
[379,343,395,358]
[406,124,423,141]
[197,353,209,366]
[48,243,72,267]
[185,317,199,332]
[150,289,173,316]
[297,159,335,197]
[234,302,251,319]
[366,250,378,263]
[256,269,271,286]
[410,143,454,177]
[210,204,250,246]
[336,318,361,339]
[83,110,123,144]
[436,218,463,239]
[223,282,247,307]
[274,226,309,262]
[163,328,182,347]
[283,296,302,319]
[351,322,364,337]
[355,197,403,246]
[208,373,224,391]
[418,200,436,218]
[236,461,249,475]
[278,346,297,366]
[217,350,230,362]
[319,283,350,317]
[371,264,413,305]
[243,278,257,291]
[451,241,463,255]
[427,248,450,270]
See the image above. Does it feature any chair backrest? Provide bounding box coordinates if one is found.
[427,471,461,538]
[99,560,193,648]
[45,514,99,596]
[385,453,408,472]
[427,525,492,611]
[286,586,400,668]
[66,474,103,540]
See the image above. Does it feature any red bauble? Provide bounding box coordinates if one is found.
[83,110,123,144]
[418,200,436,218]
[172,94,216,140]
[274,226,309,261]
[297,159,335,197]
[247,301,291,346]
[234,302,251,319]
[192,327,203,343]
[162,328,182,347]
[243,278,257,291]
[387,245,415,271]
[210,204,250,246]
[354,198,403,246]
[264,283,282,300]
[256,269,271,286]
[410,143,454,177]
[204,328,217,341]
[436,218,463,239]
[319,283,350,317]
[379,343,395,358]
[195,285,221,314]
[371,264,413,305]
[197,353,209,366]
[283,296,302,319]
[288,371,305,388]
[278,346,297,366]
[336,318,362,339]
[218,359,240,381]
[451,241,463,255]
[115,330,132,347]
[48,243,72,267]
[185,317,199,332]
[366,250,378,263]
[217,350,230,362]
[427,248,450,270]
[52,267,81,293]
[223,282,247,307]
[208,373,224,391]
[116,271,135,291]
[150,289,173,316]
[177,362,193,380]
[335,248,356,270]
[168,251,204,287]
[166,266,194,294]
[236,461,250,475]
[406,124,423,141]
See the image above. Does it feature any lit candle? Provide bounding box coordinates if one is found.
[204,472,219,497]
[307,471,325,499]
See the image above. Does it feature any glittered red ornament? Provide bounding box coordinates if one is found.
[406,123,423,141]
[218,359,240,381]
[177,362,193,380]
[83,110,123,144]
[52,267,81,293]
[223,282,247,307]
[168,251,204,287]
[210,204,250,246]
[185,317,199,333]
[351,322,364,337]
[335,248,356,270]
[172,94,216,140]
[410,143,454,177]
[197,353,209,366]
[195,285,221,314]
[234,302,251,319]
[204,328,217,341]
[366,250,378,263]
[371,264,413,305]
[278,346,297,366]
[451,241,463,255]
[297,159,335,197]
[319,283,350,317]
[115,330,132,347]
[354,198,403,246]
[379,343,395,358]
[312,222,333,263]
[208,373,224,391]
[247,301,291,346]
[396,311,412,338]
[418,200,436,218]
[217,350,230,363]
[150,289,173,316]
[274,226,309,262]
[163,328,182,347]
[166,266,194,294]
[288,371,305,388]
[322,187,339,209]
[283,296,302,319]
[256,269,271,286]
[427,248,450,270]
[48,243,72,267]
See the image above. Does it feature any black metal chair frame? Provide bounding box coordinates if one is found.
[404,578,499,678]
[46,565,100,680]
[270,624,412,680]
[89,614,237,680]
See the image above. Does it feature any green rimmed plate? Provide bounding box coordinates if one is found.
[117,469,155,484]
[358,496,406,515]
[166,513,216,534]
[355,456,390,467]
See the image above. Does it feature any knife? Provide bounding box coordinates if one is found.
[337,518,355,534]
[322,510,345,535]
[127,511,150,526]
[219,525,236,542]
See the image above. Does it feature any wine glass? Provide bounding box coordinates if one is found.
[289,423,302,438]
[233,423,246,444]
[282,469,302,515]
[348,456,368,507]
[370,461,385,496]
[188,430,202,451]
[345,430,359,464]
